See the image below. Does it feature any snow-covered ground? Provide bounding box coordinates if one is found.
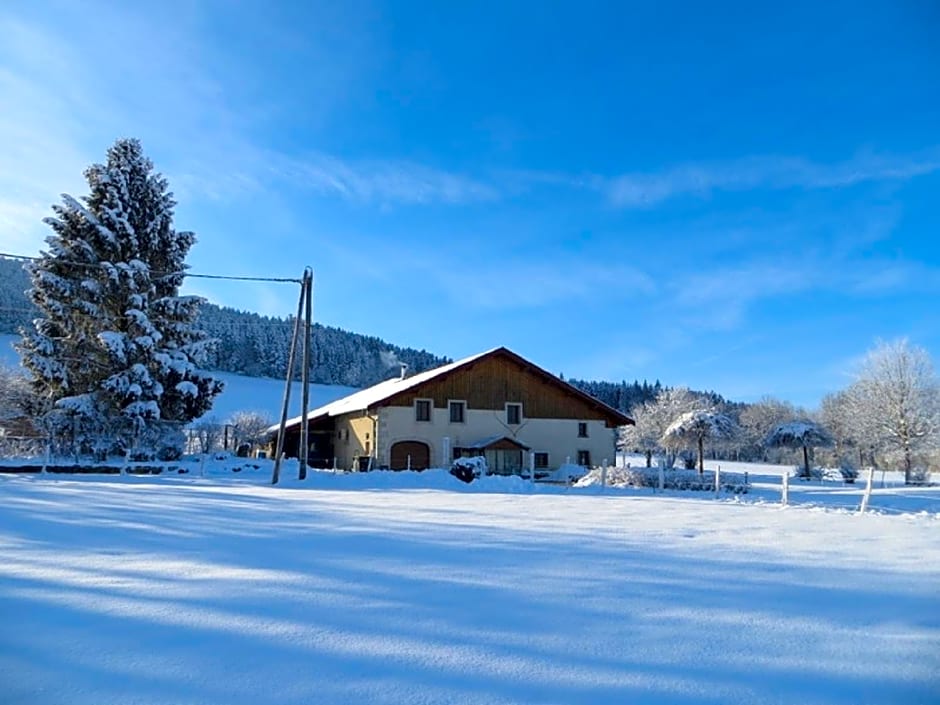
[1,333,356,422]
[1,461,938,705]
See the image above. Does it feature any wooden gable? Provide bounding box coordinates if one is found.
[374,348,631,427]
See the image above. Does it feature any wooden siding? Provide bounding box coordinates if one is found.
[377,352,625,426]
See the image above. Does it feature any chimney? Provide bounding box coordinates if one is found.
[399,362,409,380]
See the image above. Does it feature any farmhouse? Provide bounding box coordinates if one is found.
[270,347,632,474]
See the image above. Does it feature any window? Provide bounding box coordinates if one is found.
[534,452,549,469]
[415,399,432,422]
[578,422,588,438]
[577,450,591,467]
[449,400,466,423]
[506,403,522,425]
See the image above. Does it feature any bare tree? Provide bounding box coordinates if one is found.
[738,396,796,462]
[820,387,880,470]
[662,409,738,473]
[190,416,223,455]
[228,410,274,454]
[0,366,28,423]
[847,339,940,484]
[622,388,704,467]
[765,421,834,478]
[819,390,854,466]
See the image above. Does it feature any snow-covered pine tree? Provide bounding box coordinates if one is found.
[18,138,222,458]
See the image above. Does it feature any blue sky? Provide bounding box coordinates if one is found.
[1,0,938,408]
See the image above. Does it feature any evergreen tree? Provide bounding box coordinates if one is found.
[18,138,222,456]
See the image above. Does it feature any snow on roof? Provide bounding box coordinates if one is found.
[270,348,499,431]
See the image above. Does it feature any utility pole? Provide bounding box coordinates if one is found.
[298,268,313,480]
[271,275,306,485]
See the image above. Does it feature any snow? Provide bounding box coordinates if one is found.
[664,408,736,440]
[1,459,938,705]
[201,369,358,423]
[97,331,128,362]
[175,380,199,397]
[766,421,833,448]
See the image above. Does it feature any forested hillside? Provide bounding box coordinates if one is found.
[195,304,448,387]
[0,256,447,387]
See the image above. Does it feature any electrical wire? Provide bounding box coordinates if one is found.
[0,252,303,284]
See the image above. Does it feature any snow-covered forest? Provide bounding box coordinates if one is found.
[1,255,448,388]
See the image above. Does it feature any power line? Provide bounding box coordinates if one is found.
[0,252,303,284]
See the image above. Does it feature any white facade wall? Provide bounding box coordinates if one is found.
[377,405,617,471]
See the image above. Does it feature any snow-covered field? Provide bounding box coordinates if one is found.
[1,461,938,705]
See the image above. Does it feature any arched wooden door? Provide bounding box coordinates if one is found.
[390,441,430,470]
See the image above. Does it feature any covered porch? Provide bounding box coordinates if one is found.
[455,435,531,476]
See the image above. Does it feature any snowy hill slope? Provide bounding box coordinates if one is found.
[0,334,356,422]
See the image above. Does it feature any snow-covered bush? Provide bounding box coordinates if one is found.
[450,456,487,483]
[576,466,748,493]
[795,466,858,483]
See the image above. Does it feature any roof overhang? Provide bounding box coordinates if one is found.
[460,435,531,452]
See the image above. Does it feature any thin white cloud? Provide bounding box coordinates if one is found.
[268,152,499,206]
[606,151,940,208]
[669,253,940,334]
[845,261,940,295]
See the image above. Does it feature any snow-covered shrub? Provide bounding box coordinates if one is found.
[577,466,748,493]
[450,456,486,483]
[575,465,635,487]
[797,466,858,483]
